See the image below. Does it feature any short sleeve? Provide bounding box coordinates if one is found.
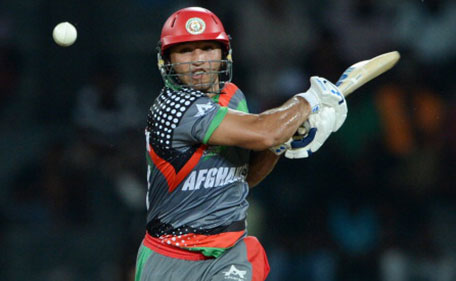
[173,96,228,146]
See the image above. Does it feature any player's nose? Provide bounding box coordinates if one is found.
[191,49,207,65]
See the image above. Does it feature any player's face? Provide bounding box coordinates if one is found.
[169,41,223,93]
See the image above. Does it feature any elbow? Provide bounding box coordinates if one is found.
[247,180,258,188]
[246,173,261,188]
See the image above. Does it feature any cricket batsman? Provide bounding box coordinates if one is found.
[135,6,347,281]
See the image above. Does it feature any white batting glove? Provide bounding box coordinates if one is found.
[284,107,336,159]
[272,76,348,157]
[270,120,314,155]
[296,76,347,132]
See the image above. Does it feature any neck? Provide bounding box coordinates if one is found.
[208,77,220,94]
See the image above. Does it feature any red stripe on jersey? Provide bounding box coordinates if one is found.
[218,83,238,106]
[148,144,207,193]
[143,232,212,261]
[244,236,270,281]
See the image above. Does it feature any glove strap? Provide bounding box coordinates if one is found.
[269,138,293,155]
[296,90,320,113]
[269,144,289,155]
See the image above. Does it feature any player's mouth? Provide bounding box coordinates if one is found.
[191,69,206,80]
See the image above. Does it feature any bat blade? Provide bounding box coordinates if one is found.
[336,51,400,97]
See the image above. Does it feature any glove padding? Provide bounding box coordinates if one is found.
[284,107,336,159]
[296,76,347,132]
[269,138,292,155]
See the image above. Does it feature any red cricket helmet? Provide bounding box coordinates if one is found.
[159,7,230,53]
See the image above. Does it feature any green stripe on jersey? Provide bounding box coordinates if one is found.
[145,151,155,174]
[236,99,249,113]
[211,94,220,103]
[145,151,153,166]
[186,246,227,258]
[135,244,153,281]
[203,106,228,144]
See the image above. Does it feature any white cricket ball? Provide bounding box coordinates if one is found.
[52,22,77,47]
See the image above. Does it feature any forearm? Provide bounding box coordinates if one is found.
[256,96,311,145]
[209,96,311,150]
[246,149,281,188]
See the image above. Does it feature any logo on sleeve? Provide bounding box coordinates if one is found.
[223,265,247,280]
[195,102,214,117]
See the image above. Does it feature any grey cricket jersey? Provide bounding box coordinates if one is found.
[145,83,250,257]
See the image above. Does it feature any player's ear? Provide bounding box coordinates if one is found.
[157,41,172,64]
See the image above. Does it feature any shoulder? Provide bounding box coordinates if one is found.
[147,87,219,130]
[149,87,210,112]
[220,83,249,113]
[158,87,206,103]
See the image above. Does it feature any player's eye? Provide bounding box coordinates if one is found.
[201,45,214,51]
[179,47,193,53]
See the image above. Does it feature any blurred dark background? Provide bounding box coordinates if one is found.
[1,0,456,280]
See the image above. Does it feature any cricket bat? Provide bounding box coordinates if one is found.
[335,51,401,97]
[296,51,400,136]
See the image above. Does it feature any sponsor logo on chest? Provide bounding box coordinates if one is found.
[182,164,248,191]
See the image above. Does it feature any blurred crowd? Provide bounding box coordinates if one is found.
[1,0,455,281]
